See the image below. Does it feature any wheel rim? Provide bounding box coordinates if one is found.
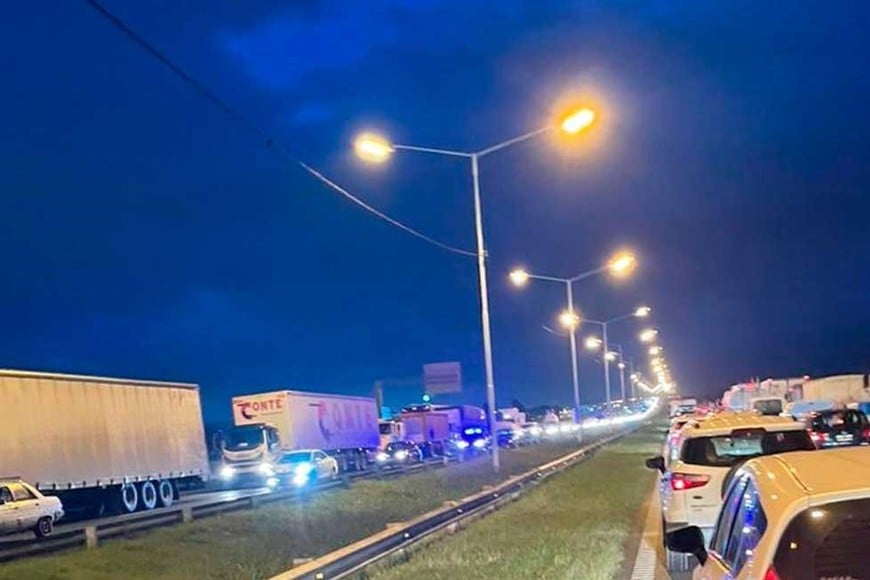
[158,481,173,506]
[39,519,51,534]
[140,481,157,509]
[121,484,138,512]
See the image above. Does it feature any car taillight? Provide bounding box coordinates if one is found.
[763,565,781,580]
[862,427,870,441]
[670,472,710,491]
[808,430,827,446]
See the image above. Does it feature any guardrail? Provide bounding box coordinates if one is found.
[0,456,453,564]
[271,425,641,580]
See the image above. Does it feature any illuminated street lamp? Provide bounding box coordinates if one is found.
[649,345,662,356]
[356,107,597,472]
[585,336,602,350]
[559,310,581,330]
[509,250,633,425]
[584,306,652,403]
[639,328,659,343]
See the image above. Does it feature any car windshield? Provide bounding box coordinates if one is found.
[379,423,393,435]
[280,452,313,464]
[773,497,870,578]
[385,443,406,452]
[753,399,783,416]
[223,426,264,450]
[681,429,815,467]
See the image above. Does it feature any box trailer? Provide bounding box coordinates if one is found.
[221,390,380,482]
[0,369,209,515]
[400,411,450,455]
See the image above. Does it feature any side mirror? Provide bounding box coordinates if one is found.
[645,455,666,473]
[666,526,707,565]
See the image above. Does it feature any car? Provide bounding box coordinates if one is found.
[272,449,340,487]
[806,408,870,448]
[646,412,816,571]
[375,441,423,467]
[0,480,65,538]
[666,446,870,579]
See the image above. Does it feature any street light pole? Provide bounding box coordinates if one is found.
[616,343,627,401]
[602,321,611,403]
[565,281,581,424]
[469,152,500,472]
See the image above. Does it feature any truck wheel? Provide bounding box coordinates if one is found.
[34,516,53,538]
[119,483,139,513]
[157,480,174,508]
[138,481,158,511]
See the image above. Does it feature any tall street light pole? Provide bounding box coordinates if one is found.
[584,305,651,403]
[354,109,598,472]
[508,252,636,426]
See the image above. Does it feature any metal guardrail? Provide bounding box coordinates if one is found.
[0,454,457,563]
[272,426,639,580]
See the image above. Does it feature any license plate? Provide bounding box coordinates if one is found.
[836,434,853,442]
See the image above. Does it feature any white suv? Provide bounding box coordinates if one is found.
[0,480,65,537]
[667,447,870,579]
[646,413,815,569]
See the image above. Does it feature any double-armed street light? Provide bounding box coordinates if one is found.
[354,108,598,471]
[582,306,651,403]
[507,251,636,423]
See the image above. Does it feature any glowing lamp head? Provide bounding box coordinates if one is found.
[605,351,618,362]
[607,253,637,278]
[559,310,581,330]
[635,306,651,318]
[560,108,596,134]
[585,336,602,350]
[639,328,658,343]
[354,133,394,163]
[509,269,530,287]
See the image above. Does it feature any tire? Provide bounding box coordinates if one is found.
[138,481,158,511]
[330,466,339,480]
[33,516,53,538]
[156,480,174,508]
[119,483,139,513]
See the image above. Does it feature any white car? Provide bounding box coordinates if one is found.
[0,480,64,538]
[647,413,815,570]
[272,449,340,487]
[667,446,870,579]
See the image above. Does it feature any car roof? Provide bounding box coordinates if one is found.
[744,448,870,509]
[680,411,803,437]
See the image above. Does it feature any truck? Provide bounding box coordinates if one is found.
[399,410,451,455]
[796,374,870,404]
[0,369,210,515]
[220,390,379,483]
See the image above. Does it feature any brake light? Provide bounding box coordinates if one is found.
[863,427,870,441]
[670,472,710,491]
[808,430,827,446]
[763,565,781,580]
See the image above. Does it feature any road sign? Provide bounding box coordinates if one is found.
[423,362,462,395]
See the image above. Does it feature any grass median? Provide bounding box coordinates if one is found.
[374,426,661,580]
[0,433,619,580]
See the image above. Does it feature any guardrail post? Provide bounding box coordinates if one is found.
[85,525,98,549]
[182,506,193,523]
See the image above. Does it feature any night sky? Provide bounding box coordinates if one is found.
[2,1,868,422]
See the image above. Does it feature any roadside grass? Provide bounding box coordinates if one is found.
[0,435,612,580]
[374,427,661,580]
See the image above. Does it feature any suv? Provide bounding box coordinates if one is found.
[646,412,815,570]
[806,408,870,448]
[667,447,870,579]
[0,480,65,538]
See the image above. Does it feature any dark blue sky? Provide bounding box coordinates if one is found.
[2,1,868,421]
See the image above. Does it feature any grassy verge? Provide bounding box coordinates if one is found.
[374,427,661,580]
[0,436,612,580]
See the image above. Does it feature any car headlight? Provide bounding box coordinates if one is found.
[545,426,559,435]
[376,452,389,462]
[456,440,470,449]
[258,463,275,476]
[294,462,315,476]
[220,465,235,480]
[394,450,408,460]
[472,438,486,449]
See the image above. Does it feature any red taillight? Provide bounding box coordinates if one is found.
[670,472,710,491]
[862,427,870,441]
[763,565,781,580]
[809,430,828,446]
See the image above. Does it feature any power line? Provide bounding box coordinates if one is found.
[85,0,477,258]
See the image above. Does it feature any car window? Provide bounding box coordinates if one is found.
[0,486,13,504]
[8,483,35,501]
[313,451,327,461]
[727,481,767,573]
[681,430,813,467]
[712,475,748,556]
[773,498,870,579]
[845,411,865,428]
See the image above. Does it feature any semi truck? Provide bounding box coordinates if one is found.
[220,390,380,484]
[0,369,210,515]
[399,410,451,455]
[401,404,489,449]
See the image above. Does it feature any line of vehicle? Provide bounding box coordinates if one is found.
[272,425,641,580]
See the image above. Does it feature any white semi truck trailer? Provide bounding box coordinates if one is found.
[220,390,380,484]
[0,369,210,515]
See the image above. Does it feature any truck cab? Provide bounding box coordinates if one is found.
[219,423,282,485]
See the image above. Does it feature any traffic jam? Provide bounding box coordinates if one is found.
[650,374,870,579]
[0,369,648,540]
